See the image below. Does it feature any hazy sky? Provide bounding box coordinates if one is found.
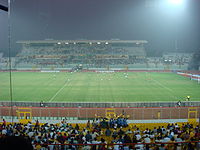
[0,0,200,56]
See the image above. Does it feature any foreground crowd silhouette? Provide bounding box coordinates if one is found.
[0,117,200,150]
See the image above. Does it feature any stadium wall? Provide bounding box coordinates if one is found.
[0,106,199,120]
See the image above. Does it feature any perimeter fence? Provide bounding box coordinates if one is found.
[1,101,200,107]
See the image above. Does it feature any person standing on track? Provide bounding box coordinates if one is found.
[186,96,190,101]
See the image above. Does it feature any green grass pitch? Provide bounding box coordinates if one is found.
[0,71,199,102]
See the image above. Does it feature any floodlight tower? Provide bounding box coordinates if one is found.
[168,0,184,5]
[165,0,186,52]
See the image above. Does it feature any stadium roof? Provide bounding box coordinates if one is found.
[16,40,148,44]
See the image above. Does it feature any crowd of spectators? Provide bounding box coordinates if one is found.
[14,42,147,68]
[93,117,128,129]
[0,118,200,150]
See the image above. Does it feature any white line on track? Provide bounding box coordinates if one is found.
[49,81,69,102]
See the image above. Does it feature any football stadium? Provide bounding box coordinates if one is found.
[0,0,200,149]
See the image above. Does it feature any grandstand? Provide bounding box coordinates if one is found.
[14,40,147,70]
[0,40,189,71]
[0,40,194,71]
[162,52,193,70]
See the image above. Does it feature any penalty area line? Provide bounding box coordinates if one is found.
[49,81,69,102]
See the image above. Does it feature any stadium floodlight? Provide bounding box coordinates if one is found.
[162,0,186,10]
[168,0,183,5]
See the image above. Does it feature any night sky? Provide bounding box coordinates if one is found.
[0,0,200,56]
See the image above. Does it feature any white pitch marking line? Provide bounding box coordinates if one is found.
[147,73,180,100]
[151,78,173,92]
[145,72,173,92]
[49,81,69,102]
[151,78,181,100]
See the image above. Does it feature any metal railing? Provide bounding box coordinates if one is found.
[0,101,200,108]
